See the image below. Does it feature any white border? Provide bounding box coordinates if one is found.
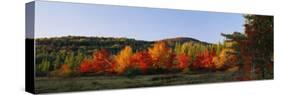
[0,0,280,95]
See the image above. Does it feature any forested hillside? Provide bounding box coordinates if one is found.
[35,36,217,76]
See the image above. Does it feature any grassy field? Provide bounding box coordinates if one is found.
[34,71,252,93]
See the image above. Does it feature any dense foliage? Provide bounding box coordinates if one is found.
[35,36,221,77]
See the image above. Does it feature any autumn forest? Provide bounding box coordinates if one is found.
[34,15,273,93]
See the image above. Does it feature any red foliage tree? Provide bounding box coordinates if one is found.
[176,53,190,70]
[91,49,113,73]
[131,51,153,74]
[192,49,216,70]
[165,53,176,70]
[79,49,114,74]
[79,59,92,73]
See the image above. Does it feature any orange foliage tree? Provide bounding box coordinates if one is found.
[148,41,173,69]
[58,64,72,77]
[114,46,133,74]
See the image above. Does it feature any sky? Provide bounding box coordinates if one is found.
[34,1,244,43]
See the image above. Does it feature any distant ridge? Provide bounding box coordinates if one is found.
[35,36,213,55]
[159,37,212,45]
[36,36,212,46]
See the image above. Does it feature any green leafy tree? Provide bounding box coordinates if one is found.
[222,15,273,79]
[64,52,75,69]
[38,58,50,72]
[53,55,61,70]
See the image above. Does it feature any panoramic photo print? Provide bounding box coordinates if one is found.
[26,1,273,93]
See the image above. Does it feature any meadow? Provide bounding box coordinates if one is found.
[35,71,250,93]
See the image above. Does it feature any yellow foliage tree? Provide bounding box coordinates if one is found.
[212,42,238,70]
[148,41,172,69]
[114,46,133,74]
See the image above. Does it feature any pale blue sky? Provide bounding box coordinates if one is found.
[34,1,244,43]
